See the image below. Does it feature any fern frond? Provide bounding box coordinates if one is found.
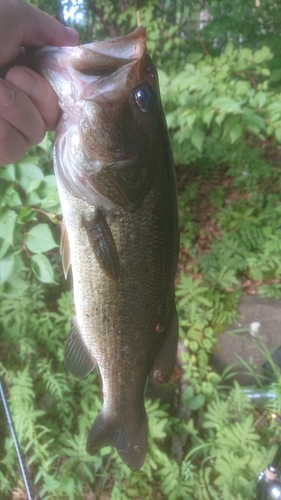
[203,397,229,429]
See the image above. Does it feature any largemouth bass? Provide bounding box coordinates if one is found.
[35,27,179,471]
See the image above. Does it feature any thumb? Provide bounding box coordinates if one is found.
[20,3,79,47]
[0,0,79,66]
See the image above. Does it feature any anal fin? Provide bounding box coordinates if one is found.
[64,317,96,379]
[150,301,178,387]
[82,208,120,281]
[86,408,147,471]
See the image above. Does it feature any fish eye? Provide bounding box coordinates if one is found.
[134,85,155,112]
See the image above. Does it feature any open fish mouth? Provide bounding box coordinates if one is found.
[33,27,147,98]
[70,26,146,72]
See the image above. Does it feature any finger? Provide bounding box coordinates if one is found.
[0,117,27,166]
[5,66,61,130]
[0,0,79,66]
[20,1,79,47]
[0,78,46,146]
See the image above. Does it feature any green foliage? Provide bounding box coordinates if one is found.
[181,384,276,500]
[0,136,60,288]
[159,43,281,166]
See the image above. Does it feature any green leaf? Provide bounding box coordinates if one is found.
[191,127,205,151]
[229,123,243,143]
[270,113,281,123]
[157,69,170,88]
[189,341,199,352]
[40,193,60,211]
[30,254,57,284]
[0,186,21,207]
[255,91,267,109]
[0,239,10,259]
[215,112,226,126]
[26,224,58,253]
[224,42,234,56]
[202,108,215,127]
[191,395,206,411]
[202,338,213,350]
[202,382,214,397]
[0,209,17,245]
[187,394,205,411]
[182,110,197,128]
[161,462,180,496]
[15,160,44,191]
[267,102,281,112]
[26,179,43,195]
[253,46,272,64]
[249,266,263,281]
[0,256,14,284]
[184,386,194,400]
[275,128,281,142]
[235,81,250,96]
[243,113,265,130]
[26,191,44,206]
[0,164,15,181]
[212,97,243,113]
[186,52,203,64]
[18,207,37,223]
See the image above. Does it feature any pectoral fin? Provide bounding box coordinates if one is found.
[82,209,120,280]
[150,302,178,387]
[64,317,96,379]
[60,218,71,279]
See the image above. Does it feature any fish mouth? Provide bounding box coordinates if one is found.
[70,26,146,74]
[34,26,146,79]
[33,26,147,104]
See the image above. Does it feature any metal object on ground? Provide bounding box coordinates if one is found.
[256,414,281,500]
[243,388,276,403]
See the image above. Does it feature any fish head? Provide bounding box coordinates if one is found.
[34,28,167,209]
[70,30,162,160]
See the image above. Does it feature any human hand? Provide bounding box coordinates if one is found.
[0,0,79,166]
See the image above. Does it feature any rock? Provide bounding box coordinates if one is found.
[211,295,281,385]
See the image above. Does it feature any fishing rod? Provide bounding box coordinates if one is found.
[0,376,34,500]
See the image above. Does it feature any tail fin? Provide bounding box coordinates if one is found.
[86,408,148,471]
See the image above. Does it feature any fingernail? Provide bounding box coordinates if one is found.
[0,80,14,106]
